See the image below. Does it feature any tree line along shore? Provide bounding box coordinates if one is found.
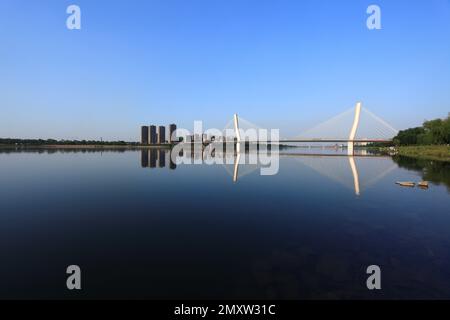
[0,138,137,146]
[375,114,450,162]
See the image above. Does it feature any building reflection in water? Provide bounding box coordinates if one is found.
[140,149,176,170]
[158,149,165,168]
[141,149,149,168]
[150,149,157,168]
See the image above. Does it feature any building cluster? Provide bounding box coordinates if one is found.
[141,124,237,145]
[141,124,177,145]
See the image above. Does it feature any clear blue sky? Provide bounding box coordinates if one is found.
[1,0,450,140]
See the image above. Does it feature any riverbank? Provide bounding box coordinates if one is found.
[396,145,450,162]
[0,144,172,150]
[0,142,297,150]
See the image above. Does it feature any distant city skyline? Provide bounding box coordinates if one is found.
[1,0,450,141]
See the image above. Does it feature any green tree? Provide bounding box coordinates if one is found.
[394,127,425,145]
[394,115,450,146]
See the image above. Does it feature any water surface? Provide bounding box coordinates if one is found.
[0,149,449,299]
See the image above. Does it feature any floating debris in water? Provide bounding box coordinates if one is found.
[418,181,429,189]
[395,181,415,187]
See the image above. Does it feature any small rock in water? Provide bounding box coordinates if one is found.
[418,181,429,189]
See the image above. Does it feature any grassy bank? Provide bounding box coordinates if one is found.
[397,145,450,162]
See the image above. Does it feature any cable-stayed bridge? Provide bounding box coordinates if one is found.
[224,102,398,155]
[220,102,399,194]
[143,102,400,194]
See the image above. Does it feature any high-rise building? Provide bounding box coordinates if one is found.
[141,126,149,144]
[149,125,157,144]
[158,126,166,144]
[168,124,177,143]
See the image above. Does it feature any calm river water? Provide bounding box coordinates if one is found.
[0,148,449,299]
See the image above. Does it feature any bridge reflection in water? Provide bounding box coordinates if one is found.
[289,154,397,196]
[140,149,396,196]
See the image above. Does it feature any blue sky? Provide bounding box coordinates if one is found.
[1,0,450,140]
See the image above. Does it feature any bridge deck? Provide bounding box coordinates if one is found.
[243,139,392,143]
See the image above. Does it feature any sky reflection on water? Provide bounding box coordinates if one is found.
[0,149,449,299]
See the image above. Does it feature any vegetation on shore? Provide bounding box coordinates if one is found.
[396,145,450,162]
[393,115,450,146]
[0,138,136,146]
[374,114,450,161]
[392,115,450,161]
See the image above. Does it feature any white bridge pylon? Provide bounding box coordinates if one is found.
[230,102,398,155]
[233,113,242,153]
[347,102,362,156]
